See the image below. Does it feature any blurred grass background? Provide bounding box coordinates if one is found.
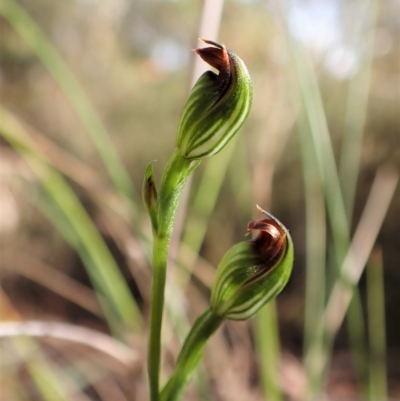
[0,0,399,400]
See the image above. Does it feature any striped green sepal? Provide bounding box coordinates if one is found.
[210,206,294,321]
[176,39,253,160]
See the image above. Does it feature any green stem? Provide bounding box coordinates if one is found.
[148,235,169,401]
[147,151,199,401]
[161,308,224,401]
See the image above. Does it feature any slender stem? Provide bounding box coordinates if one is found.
[148,235,170,401]
[255,301,283,401]
[161,308,223,401]
[147,151,198,401]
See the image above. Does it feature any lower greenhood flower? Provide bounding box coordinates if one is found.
[210,206,294,321]
[176,39,253,160]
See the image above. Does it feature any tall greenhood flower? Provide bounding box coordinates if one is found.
[211,205,294,321]
[176,39,253,160]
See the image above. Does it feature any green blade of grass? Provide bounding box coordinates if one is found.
[0,107,143,332]
[0,0,138,208]
[277,1,383,397]
[275,0,349,262]
[289,44,350,264]
[337,1,379,392]
[275,8,374,400]
[275,4,349,394]
[254,301,283,401]
[367,248,388,401]
[323,168,398,376]
[339,0,379,221]
[297,116,327,400]
[10,337,71,401]
[291,44,392,398]
[35,195,130,333]
[347,290,369,397]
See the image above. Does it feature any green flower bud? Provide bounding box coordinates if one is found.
[210,206,294,321]
[176,39,253,160]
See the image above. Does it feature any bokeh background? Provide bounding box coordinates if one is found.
[1,0,399,400]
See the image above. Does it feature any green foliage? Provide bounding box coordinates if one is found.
[0,107,143,333]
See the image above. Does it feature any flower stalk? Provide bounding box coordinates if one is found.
[160,308,224,401]
[144,39,253,401]
[147,152,195,401]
